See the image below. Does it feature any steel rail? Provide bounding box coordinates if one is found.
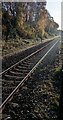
[0,40,59,112]
[0,39,55,75]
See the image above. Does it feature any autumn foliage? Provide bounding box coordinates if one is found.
[2,2,59,40]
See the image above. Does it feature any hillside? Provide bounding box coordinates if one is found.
[2,2,59,56]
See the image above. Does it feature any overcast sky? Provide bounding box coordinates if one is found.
[46,0,62,30]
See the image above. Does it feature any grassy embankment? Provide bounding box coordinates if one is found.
[2,35,58,57]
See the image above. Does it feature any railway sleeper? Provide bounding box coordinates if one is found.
[13,68,30,73]
[3,80,22,84]
[21,62,33,65]
[8,71,25,76]
[3,86,15,89]
[16,66,31,70]
[4,74,24,80]
[18,63,30,67]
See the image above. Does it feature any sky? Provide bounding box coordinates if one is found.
[46,0,62,30]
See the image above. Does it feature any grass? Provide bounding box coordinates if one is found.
[2,38,41,56]
[55,67,61,73]
[50,95,59,110]
[2,35,59,57]
[34,65,61,118]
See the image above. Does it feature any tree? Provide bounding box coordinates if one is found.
[2,2,59,40]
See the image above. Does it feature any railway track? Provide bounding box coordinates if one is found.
[0,38,59,115]
[2,36,60,71]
